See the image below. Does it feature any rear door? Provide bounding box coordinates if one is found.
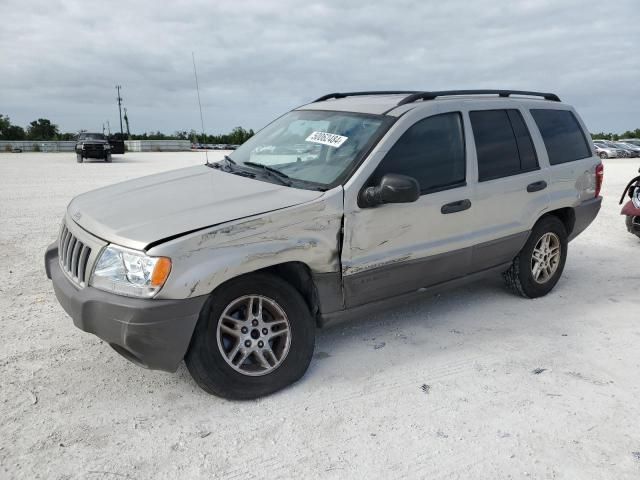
[466,108,550,272]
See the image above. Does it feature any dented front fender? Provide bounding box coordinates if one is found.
[147,187,344,300]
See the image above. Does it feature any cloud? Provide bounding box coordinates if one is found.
[0,0,638,134]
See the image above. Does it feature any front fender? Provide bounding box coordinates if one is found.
[148,188,344,299]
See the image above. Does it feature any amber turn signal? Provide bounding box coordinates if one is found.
[150,257,172,287]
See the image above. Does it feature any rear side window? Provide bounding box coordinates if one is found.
[530,109,591,165]
[372,112,466,194]
[470,109,539,181]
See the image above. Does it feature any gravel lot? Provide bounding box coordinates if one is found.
[1,151,639,479]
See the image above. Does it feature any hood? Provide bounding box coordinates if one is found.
[67,165,324,250]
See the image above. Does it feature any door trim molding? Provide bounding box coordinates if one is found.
[341,230,529,309]
[319,262,512,328]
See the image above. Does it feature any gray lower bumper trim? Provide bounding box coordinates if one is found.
[45,243,207,372]
[569,196,602,241]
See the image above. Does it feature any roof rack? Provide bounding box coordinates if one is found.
[397,90,560,106]
[313,91,419,102]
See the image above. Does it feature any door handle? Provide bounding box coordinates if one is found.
[527,180,547,193]
[441,199,472,214]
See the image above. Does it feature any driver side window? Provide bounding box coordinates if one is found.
[371,112,466,195]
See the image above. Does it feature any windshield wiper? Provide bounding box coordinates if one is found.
[243,161,292,186]
[207,155,237,172]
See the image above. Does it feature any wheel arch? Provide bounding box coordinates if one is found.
[541,207,575,237]
[258,262,320,321]
[204,261,341,327]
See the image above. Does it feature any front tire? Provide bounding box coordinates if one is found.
[105,153,112,162]
[185,273,315,399]
[598,151,608,159]
[76,153,83,163]
[504,216,568,298]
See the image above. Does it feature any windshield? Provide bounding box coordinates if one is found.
[227,110,392,189]
[79,133,106,141]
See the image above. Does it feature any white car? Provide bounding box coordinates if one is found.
[593,143,618,159]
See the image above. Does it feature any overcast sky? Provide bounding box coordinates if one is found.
[1,0,638,135]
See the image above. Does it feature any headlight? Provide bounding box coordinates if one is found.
[104,144,111,149]
[78,143,85,149]
[90,245,171,298]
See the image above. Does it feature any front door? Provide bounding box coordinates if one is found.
[341,110,476,308]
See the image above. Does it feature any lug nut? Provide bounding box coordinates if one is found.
[262,328,268,335]
[252,319,259,327]
[244,340,251,347]
[258,341,264,348]
[241,327,248,334]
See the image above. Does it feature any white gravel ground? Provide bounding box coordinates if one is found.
[1,151,639,479]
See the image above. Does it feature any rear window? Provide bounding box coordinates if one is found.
[530,109,591,165]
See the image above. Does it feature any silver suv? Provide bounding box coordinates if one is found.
[45,90,602,399]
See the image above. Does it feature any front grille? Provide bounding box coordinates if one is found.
[84,144,105,154]
[58,224,92,286]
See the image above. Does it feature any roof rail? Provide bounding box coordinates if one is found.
[314,91,419,103]
[397,90,561,106]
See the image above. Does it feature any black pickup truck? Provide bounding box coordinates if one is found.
[75,133,124,163]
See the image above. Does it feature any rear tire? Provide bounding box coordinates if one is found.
[185,272,315,400]
[76,153,83,163]
[504,216,568,298]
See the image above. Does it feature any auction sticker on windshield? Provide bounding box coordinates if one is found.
[305,131,348,148]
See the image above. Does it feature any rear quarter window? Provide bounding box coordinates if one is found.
[530,109,591,165]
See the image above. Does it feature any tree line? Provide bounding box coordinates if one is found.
[134,127,255,145]
[4,112,639,144]
[0,114,255,144]
[590,128,640,140]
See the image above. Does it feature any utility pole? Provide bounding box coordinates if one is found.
[116,85,124,137]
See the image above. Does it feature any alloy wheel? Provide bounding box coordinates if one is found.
[216,295,291,376]
[531,232,561,284]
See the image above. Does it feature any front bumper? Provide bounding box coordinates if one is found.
[76,144,110,158]
[45,243,207,372]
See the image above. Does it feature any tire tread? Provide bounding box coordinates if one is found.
[503,215,568,299]
[185,272,315,400]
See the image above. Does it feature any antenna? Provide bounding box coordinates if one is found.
[192,52,209,164]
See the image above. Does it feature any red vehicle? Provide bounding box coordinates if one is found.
[620,169,640,239]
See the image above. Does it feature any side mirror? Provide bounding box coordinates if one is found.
[360,174,420,208]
